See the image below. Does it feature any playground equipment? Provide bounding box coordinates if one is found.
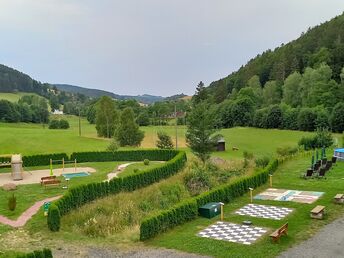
[334,148,344,161]
[49,158,77,175]
[11,154,23,180]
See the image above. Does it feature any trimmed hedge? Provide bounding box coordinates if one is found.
[47,204,60,232]
[16,248,53,258]
[70,150,179,163]
[22,153,68,167]
[48,150,187,231]
[139,159,279,240]
[0,156,11,163]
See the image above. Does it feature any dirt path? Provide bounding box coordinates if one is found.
[0,196,61,227]
[278,215,344,258]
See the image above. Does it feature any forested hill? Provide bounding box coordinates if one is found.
[54,84,164,104]
[0,64,50,96]
[208,12,344,99]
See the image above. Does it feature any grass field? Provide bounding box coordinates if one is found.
[0,92,39,102]
[0,114,336,157]
[147,156,344,258]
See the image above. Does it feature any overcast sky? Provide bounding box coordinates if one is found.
[0,1,344,96]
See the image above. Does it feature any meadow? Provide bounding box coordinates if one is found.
[0,92,38,103]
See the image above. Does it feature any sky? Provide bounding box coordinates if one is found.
[0,1,344,96]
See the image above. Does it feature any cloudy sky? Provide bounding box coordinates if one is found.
[0,1,344,96]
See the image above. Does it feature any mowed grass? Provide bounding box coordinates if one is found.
[0,114,334,157]
[147,156,344,258]
[0,92,39,102]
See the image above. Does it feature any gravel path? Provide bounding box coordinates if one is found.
[278,215,344,258]
[54,247,210,258]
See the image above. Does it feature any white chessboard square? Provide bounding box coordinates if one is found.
[197,221,268,245]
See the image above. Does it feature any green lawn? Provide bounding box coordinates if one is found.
[0,92,39,102]
[118,161,166,177]
[147,156,344,258]
[1,115,337,158]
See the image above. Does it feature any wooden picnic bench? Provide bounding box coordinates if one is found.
[334,194,344,204]
[40,176,57,185]
[42,179,61,188]
[270,223,288,242]
[310,205,325,219]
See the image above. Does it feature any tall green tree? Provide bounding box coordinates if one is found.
[186,102,218,163]
[263,81,281,106]
[282,72,302,107]
[116,107,144,146]
[192,81,208,105]
[95,96,119,138]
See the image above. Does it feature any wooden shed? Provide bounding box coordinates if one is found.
[217,139,226,152]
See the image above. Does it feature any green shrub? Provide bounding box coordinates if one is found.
[106,138,119,152]
[143,159,150,165]
[183,164,212,196]
[48,119,60,129]
[59,119,70,129]
[276,146,298,156]
[47,204,60,232]
[15,248,53,258]
[243,151,254,160]
[156,131,174,149]
[255,156,270,168]
[133,168,140,173]
[298,128,333,150]
[22,153,68,167]
[8,194,16,211]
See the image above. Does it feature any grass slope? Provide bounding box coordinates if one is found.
[0,92,39,102]
[148,156,344,258]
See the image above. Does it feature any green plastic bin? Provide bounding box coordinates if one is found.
[198,202,221,219]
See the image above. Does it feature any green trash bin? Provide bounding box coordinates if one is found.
[198,202,221,219]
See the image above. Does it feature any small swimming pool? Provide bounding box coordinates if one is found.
[62,172,90,179]
[334,148,344,160]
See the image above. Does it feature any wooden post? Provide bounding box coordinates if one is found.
[249,188,253,203]
[269,174,273,187]
[219,202,224,221]
[74,159,77,172]
[50,159,53,176]
[62,158,65,172]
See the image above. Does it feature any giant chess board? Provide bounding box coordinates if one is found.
[235,203,293,220]
[254,188,324,204]
[197,221,268,245]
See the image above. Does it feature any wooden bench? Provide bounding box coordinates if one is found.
[42,179,61,188]
[40,176,57,185]
[269,223,288,242]
[310,205,325,219]
[334,194,344,204]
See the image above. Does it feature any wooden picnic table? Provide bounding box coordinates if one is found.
[310,205,325,219]
[334,194,344,204]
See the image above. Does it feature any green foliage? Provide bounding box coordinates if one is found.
[47,204,60,232]
[143,159,150,165]
[156,131,174,149]
[297,108,317,131]
[95,96,119,138]
[255,156,270,168]
[265,105,283,128]
[48,119,70,129]
[243,151,254,160]
[8,194,16,211]
[140,159,279,240]
[106,138,119,152]
[47,150,187,231]
[15,248,53,258]
[136,111,150,126]
[186,102,218,163]
[330,102,344,133]
[116,107,144,146]
[276,146,298,156]
[183,164,212,196]
[22,153,68,167]
[298,128,334,150]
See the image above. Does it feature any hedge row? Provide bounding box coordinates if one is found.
[70,150,179,163]
[48,150,187,231]
[16,248,53,258]
[139,159,279,240]
[2,149,179,168]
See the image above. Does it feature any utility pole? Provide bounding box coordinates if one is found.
[78,108,81,137]
[175,102,178,149]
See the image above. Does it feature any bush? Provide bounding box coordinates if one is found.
[143,159,150,165]
[106,138,119,152]
[156,131,174,149]
[255,156,270,168]
[48,119,69,129]
[298,108,317,131]
[243,151,254,160]
[8,194,16,211]
[330,102,344,133]
[265,105,283,129]
[59,119,70,129]
[16,248,53,258]
[276,146,298,156]
[47,204,60,232]
[298,128,334,150]
[22,153,68,167]
[183,164,212,196]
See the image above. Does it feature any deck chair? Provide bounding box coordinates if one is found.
[317,168,327,179]
[303,168,314,179]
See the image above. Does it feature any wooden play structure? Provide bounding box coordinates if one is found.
[270,223,288,242]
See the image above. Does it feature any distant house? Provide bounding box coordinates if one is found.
[52,110,63,115]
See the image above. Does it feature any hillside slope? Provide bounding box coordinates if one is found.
[208,12,344,95]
